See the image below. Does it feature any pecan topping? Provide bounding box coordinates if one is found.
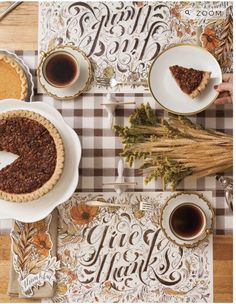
[0,117,57,194]
[169,65,204,94]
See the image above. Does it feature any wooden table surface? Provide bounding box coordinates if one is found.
[0,1,233,303]
[0,2,38,50]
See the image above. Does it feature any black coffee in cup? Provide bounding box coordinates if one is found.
[170,203,206,239]
[44,52,79,88]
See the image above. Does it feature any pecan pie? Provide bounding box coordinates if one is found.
[169,65,211,98]
[0,110,64,202]
[0,54,28,100]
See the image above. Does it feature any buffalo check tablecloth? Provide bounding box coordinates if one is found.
[0,51,233,234]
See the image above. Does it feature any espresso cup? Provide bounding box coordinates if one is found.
[42,51,79,88]
[169,203,207,241]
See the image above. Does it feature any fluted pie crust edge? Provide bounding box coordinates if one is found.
[189,72,211,98]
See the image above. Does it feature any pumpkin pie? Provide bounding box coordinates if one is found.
[0,110,64,202]
[169,65,211,98]
[0,54,28,100]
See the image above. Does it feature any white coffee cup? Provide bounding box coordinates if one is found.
[42,50,79,88]
[169,203,207,241]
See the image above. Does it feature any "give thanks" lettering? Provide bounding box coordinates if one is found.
[76,211,183,290]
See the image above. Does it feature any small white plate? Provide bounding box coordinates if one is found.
[0,49,34,102]
[0,99,81,222]
[38,45,92,100]
[148,45,222,115]
[160,192,214,248]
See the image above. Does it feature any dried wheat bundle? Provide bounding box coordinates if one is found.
[114,103,232,190]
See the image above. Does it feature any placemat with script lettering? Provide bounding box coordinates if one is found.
[38,1,232,93]
[42,191,213,303]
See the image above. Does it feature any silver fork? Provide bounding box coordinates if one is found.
[85,200,129,208]
[139,201,153,212]
[85,200,153,211]
[95,76,148,88]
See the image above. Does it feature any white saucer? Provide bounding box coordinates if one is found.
[148,44,222,115]
[0,49,34,102]
[160,192,214,248]
[0,99,81,222]
[38,45,92,100]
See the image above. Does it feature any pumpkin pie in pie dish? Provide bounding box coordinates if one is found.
[0,110,64,202]
[0,54,28,100]
[169,65,211,98]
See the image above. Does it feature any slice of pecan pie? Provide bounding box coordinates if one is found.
[169,65,211,98]
[0,110,64,202]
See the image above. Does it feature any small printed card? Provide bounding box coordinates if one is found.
[10,211,60,298]
[40,192,213,303]
[38,1,232,93]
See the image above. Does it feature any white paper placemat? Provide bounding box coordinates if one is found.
[38,1,232,93]
[42,191,213,303]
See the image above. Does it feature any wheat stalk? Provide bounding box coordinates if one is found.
[114,103,233,191]
[11,223,37,275]
[11,221,51,277]
[214,12,233,72]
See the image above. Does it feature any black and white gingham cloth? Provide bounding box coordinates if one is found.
[0,51,233,234]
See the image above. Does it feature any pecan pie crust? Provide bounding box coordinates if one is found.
[0,110,64,202]
[169,65,211,98]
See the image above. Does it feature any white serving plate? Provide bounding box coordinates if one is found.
[149,44,222,115]
[0,99,81,222]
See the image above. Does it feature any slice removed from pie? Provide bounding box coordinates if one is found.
[169,65,211,98]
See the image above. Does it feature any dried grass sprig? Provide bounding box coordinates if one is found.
[114,103,232,190]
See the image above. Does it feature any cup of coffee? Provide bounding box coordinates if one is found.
[42,51,79,88]
[169,203,206,240]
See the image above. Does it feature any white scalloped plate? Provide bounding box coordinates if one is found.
[0,100,81,222]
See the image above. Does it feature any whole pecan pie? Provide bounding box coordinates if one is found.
[0,54,28,100]
[169,65,211,98]
[0,110,64,202]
